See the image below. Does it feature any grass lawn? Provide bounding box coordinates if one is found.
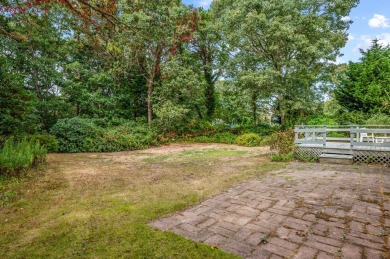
[0,144,285,258]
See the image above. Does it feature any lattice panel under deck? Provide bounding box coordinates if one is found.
[353,150,390,165]
[295,146,390,165]
[295,147,322,161]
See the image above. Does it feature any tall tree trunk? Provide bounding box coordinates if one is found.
[195,104,203,119]
[252,92,257,125]
[147,78,154,128]
[204,68,215,118]
[279,99,285,125]
[280,110,285,125]
[146,45,162,128]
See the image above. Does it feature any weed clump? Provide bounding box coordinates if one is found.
[235,133,261,147]
[0,138,46,176]
[270,153,294,162]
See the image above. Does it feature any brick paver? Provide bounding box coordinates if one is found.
[149,164,390,258]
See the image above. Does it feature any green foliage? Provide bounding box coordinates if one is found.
[50,117,157,153]
[235,124,280,136]
[0,175,26,206]
[154,101,190,133]
[366,113,390,125]
[50,117,98,153]
[14,134,59,153]
[212,132,237,144]
[0,138,47,176]
[179,132,237,145]
[185,136,213,143]
[213,0,358,125]
[337,110,367,125]
[335,41,390,116]
[0,57,38,135]
[0,0,371,148]
[304,116,338,126]
[260,134,278,147]
[187,119,215,134]
[235,133,261,147]
[270,153,294,162]
[273,130,295,154]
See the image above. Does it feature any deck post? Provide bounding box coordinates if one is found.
[323,126,327,148]
[356,126,359,142]
[350,126,353,148]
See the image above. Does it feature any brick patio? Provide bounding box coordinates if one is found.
[149,164,390,258]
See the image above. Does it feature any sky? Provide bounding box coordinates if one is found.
[182,0,390,64]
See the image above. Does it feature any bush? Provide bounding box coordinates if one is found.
[304,116,338,126]
[186,136,213,143]
[212,132,237,144]
[50,117,158,153]
[337,111,367,125]
[177,132,237,145]
[259,134,277,147]
[228,124,279,136]
[366,113,390,125]
[50,117,99,153]
[270,153,294,162]
[272,129,295,154]
[235,133,261,147]
[0,138,47,176]
[14,134,59,152]
[154,101,190,133]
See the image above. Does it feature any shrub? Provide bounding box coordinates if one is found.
[154,101,190,133]
[50,117,99,153]
[15,134,59,152]
[270,153,294,162]
[188,136,213,143]
[50,117,158,153]
[229,125,244,135]
[304,116,338,126]
[0,138,47,176]
[273,129,295,154]
[212,132,237,144]
[337,111,367,125]
[366,113,390,125]
[235,133,261,147]
[260,134,277,147]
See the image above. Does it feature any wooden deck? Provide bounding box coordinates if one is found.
[299,142,390,151]
[294,125,390,164]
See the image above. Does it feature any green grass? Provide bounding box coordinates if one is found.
[0,138,46,175]
[270,153,294,162]
[144,149,248,162]
[177,149,248,158]
[0,145,284,258]
[0,175,21,205]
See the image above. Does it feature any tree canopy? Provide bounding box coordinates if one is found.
[0,0,366,137]
[335,40,390,115]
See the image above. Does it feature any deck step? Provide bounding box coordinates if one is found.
[322,148,353,155]
[320,154,353,165]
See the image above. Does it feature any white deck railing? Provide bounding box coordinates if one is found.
[294,125,390,148]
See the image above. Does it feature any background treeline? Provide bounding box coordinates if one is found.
[1,0,389,172]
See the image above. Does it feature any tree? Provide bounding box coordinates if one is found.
[119,1,198,127]
[153,55,205,131]
[191,8,225,119]
[212,0,359,125]
[0,6,76,131]
[0,56,38,135]
[335,40,390,115]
